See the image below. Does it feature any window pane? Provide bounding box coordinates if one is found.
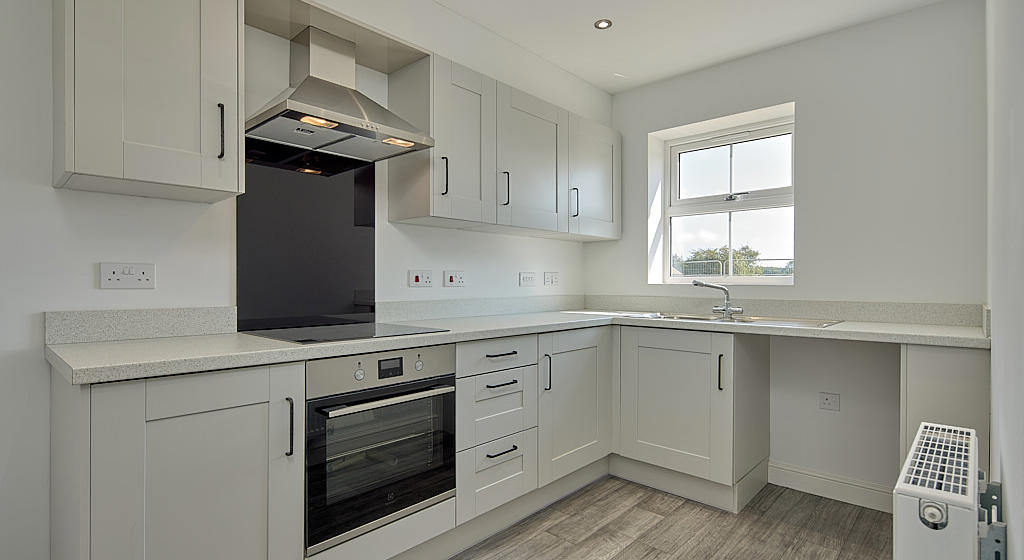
[670,213,729,276]
[678,145,730,199]
[730,207,794,276]
[732,134,791,192]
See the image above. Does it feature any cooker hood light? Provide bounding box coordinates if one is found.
[382,137,415,148]
[299,115,340,129]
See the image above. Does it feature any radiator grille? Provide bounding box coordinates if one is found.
[902,424,972,496]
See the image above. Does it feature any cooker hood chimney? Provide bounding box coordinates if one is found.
[245,27,433,176]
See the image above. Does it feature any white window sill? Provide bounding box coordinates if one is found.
[658,275,794,287]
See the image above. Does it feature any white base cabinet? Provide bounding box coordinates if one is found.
[51,364,305,560]
[53,0,245,203]
[619,327,769,486]
[538,327,613,486]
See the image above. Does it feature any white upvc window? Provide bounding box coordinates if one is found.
[663,117,795,285]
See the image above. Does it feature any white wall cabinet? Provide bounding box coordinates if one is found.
[389,56,497,227]
[619,327,769,486]
[568,115,621,240]
[388,55,618,240]
[537,327,613,486]
[56,364,305,560]
[495,85,569,233]
[54,0,244,203]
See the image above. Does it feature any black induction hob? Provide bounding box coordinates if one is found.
[247,323,448,344]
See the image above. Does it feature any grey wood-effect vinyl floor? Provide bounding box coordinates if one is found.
[450,478,892,560]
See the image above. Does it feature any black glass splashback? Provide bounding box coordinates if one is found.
[237,162,376,331]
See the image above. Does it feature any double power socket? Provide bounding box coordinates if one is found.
[408,270,464,288]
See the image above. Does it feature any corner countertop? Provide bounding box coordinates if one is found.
[45,311,989,385]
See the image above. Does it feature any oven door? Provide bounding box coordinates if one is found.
[305,375,456,556]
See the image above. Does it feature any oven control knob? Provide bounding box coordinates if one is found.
[354,368,365,381]
[415,360,424,371]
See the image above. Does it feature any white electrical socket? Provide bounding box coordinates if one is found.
[819,392,840,412]
[100,262,155,289]
[543,272,559,286]
[407,270,432,287]
[518,272,537,287]
[443,270,465,287]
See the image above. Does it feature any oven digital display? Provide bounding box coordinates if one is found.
[378,357,403,379]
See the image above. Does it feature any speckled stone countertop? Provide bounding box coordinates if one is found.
[45,311,989,385]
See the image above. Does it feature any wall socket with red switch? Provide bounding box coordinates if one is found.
[443,270,465,287]
[407,270,432,287]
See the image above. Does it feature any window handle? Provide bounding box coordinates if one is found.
[724,191,749,201]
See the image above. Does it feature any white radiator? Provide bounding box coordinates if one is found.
[894,422,979,560]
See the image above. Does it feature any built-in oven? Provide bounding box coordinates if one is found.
[304,345,456,556]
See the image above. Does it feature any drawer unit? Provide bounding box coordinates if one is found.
[455,428,538,524]
[456,335,538,377]
[456,365,538,451]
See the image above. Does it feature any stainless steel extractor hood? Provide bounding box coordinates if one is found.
[245,27,433,176]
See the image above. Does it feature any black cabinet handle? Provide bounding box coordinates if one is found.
[441,156,449,195]
[485,350,518,359]
[486,445,519,459]
[285,397,295,457]
[717,354,724,391]
[572,187,580,217]
[544,353,553,391]
[486,379,518,389]
[502,171,511,205]
[217,103,225,159]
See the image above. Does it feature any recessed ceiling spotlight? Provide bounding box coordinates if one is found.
[594,18,613,30]
[613,73,628,78]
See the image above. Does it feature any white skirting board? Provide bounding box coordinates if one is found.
[768,460,893,513]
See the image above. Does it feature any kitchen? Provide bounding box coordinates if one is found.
[1,0,1020,559]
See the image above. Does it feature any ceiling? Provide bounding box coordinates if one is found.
[432,0,944,93]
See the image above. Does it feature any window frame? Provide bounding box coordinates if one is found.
[663,118,795,285]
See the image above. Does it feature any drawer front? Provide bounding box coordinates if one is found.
[456,366,538,451]
[456,428,538,524]
[457,335,538,377]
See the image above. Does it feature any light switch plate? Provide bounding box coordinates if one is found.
[408,270,432,287]
[100,262,155,289]
[819,392,840,412]
[544,272,559,286]
[518,272,537,287]
[443,270,465,287]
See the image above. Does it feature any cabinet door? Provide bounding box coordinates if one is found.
[619,328,734,485]
[433,58,497,223]
[538,327,612,486]
[496,84,568,232]
[569,115,621,239]
[91,364,304,560]
[74,0,241,192]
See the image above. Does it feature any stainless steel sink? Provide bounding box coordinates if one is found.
[645,313,842,329]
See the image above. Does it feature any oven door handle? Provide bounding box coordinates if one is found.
[320,385,455,418]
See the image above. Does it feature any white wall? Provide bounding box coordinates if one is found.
[770,338,901,490]
[987,0,1023,555]
[586,0,987,305]
[245,26,587,303]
